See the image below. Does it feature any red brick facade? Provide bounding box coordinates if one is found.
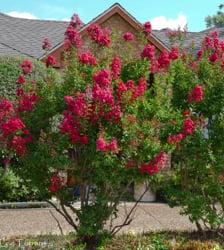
[44,4,168,67]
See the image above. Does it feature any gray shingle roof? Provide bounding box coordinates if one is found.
[1,9,224,59]
[153,27,224,53]
[0,12,68,59]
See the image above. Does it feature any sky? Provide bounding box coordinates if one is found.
[0,0,222,31]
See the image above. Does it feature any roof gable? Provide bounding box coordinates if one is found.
[45,3,169,61]
[79,3,169,52]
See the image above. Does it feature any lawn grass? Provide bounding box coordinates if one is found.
[0,231,223,250]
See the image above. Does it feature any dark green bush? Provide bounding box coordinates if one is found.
[0,56,56,202]
[0,169,48,202]
[0,56,46,101]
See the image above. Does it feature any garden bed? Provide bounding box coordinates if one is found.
[1,231,223,250]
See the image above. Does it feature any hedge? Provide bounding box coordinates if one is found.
[0,56,46,101]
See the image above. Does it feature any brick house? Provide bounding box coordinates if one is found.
[0,3,221,201]
[1,3,220,63]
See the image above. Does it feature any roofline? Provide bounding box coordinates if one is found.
[0,41,34,58]
[40,3,169,60]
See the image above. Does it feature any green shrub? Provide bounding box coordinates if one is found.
[0,56,60,202]
[0,169,47,202]
[157,38,224,233]
[0,56,46,101]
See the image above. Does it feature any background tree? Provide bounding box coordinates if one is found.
[157,31,224,235]
[205,4,224,28]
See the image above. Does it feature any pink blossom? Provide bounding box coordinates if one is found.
[188,85,204,103]
[96,137,106,151]
[209,52,218,63]
[87,24,111,47]
[21,60,32,75]
[197,50,203,60]
[92,84,114,106]
[140,163,159,176]
[78,51,97,66]
[111,56,121,79]
[131,77,147,100]
[93,69,111,87]
[18,93,38,112]
[1,118,25,136]
[106,139,118,152]
[143,21,152,34]
[46,55,56,67]
[70,13,83,29]
[141,44,155,60]
[123,32,134,41]
[167,133,185,145]
[0,99,14,113]
[158,50,170,68]
[64,94,88,118]
[42,38,51,50]
[79,135,89,145]
[10,136,26,156]
[182,118,195,135]
[16,75,26,84]
[64,24,82,48]
[169,47,179,60]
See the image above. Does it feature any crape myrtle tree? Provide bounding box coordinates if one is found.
[160,31,224,234]
[0,15,181,248]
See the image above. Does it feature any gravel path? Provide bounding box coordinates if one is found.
[0,203,196,238]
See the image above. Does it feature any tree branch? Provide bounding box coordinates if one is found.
[46,200,78,231]
[111,183,149,236]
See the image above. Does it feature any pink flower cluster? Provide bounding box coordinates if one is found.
[49,174,63,193]
[96,136,118,153]
[167,133,185,145]
[21,60,33,75]
[167,118,195,146]
[70,13,83,29]
[1,118,25,136]
[64,24,82,49]
[111,56,121,79]
[169,47,179,60]
[64,94,88,118]
[78,51,97,66]
[92,84,114,106]
[182,118,195,135]
[18,92,39,112]
[0,99,14,120]
[92,69,116,107]
[167,84,203,146]
[42,38,51,50]
[0,109,31,156]
[60,96,89,146]
[117,78,147,102]
[11,135,27,156]
[140,152,168,176]
[141,44,155,61]
[143,21,152,34]
[93,69,111,87]
[158,50,171,68]
[16,75,26,84]
[188,85,204,103]
[45,55,56,67]
[123,32,135,41]
[87,24,111,47]
[199,32,224,65]
[141,45,179,73]
[104,105,122,123]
